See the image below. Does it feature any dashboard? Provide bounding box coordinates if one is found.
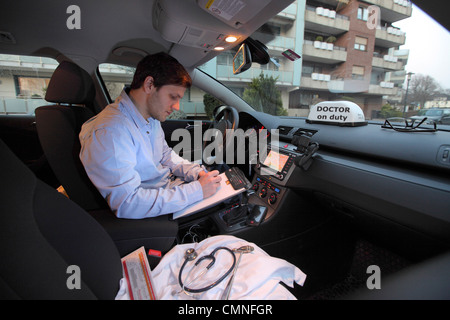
[236,110,450,252]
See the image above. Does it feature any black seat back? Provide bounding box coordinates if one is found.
[34,61,178,256]
[0,138,122,299]
[35,61,107,211]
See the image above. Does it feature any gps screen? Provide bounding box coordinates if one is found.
[262,150,289,172]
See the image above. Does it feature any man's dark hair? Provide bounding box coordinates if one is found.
[130,52,192,90]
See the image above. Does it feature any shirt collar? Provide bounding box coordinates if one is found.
[119,89,155,129]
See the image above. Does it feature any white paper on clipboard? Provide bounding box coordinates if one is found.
[172,172,245,219]
[121,246,157,300]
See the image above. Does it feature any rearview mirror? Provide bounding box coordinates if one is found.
[233,43,252,74]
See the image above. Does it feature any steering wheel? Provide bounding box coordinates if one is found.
[203,106,239,165]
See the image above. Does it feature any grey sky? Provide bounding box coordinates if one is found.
[393,4,450,89]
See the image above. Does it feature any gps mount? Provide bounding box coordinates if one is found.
[292,131,319,170]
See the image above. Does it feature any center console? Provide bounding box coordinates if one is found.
[248,145,298,217]
[178,133,320,244]
[256,145,297,183]
[210,144,300,233]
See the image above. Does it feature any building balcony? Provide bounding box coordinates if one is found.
[375,26,406,47]
[304,5,350,35]
[0,54,57,72]
[300,73,332,91]
[0,97,50,115]
[324,79,398,95]
[326,79,370,94]
[394,48,409,62]
[253,32,295,53]
[272,2,297,24]
[302,40,347,64]
[368,83,398,95]
[387,70,406,84]
[216,64,294,86]
[362,0,412,23]
[372,55,403,71]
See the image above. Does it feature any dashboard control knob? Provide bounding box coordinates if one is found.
[268,193,277,205]
[259,187,267,198]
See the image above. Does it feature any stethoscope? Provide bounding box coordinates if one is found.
[178,247,236,294]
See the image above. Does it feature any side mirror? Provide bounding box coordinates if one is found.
[233,43,252,74]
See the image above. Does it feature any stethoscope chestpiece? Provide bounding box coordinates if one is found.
[185,248,198,261]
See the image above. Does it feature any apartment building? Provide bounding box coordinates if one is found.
[210,0,412,119]
[290,0,412,118]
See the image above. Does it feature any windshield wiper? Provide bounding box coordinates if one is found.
[381,117,437,132]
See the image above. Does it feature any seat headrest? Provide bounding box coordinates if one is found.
[45,61,95,105]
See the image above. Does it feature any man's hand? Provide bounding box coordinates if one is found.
[198,170,221,198]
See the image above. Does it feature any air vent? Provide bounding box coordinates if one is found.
[437,145,450,167]
[0,31,16,44]
[277,126,293,135]
[293,128,318,136]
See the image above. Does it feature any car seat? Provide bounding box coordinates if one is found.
[35,61,178,256]
[35,60,105,211]
[0,138,122,299]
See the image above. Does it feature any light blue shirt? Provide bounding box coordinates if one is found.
[79,90,204,219]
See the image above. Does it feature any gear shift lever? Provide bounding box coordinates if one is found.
[246,205,267,227]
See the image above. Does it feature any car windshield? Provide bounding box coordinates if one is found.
[198,0,450,128]
[2,1,449,131]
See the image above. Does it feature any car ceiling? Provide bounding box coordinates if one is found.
[1,1,447,72]
[412,0,449,32]
[0,0,293,71]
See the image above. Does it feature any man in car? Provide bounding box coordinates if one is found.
[79,52,221,219]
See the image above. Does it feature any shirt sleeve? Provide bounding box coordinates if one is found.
[79,126,204,219]
[159,125,204,182]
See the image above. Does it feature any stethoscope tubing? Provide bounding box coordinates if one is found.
[178,246,236,294]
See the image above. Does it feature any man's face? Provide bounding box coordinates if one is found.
[145,82,186,122]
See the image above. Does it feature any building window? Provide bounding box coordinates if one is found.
[302,63,323,76]
[352,65,365,80]
[354,36,368,51]
[0,54,58,115]
[15,76,51,98]
[302,65,314,76]
[357,7,368,21]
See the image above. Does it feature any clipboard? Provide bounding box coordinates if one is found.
[172,172,246,219]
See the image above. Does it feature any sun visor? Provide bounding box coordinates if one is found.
[306,101,367,127]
